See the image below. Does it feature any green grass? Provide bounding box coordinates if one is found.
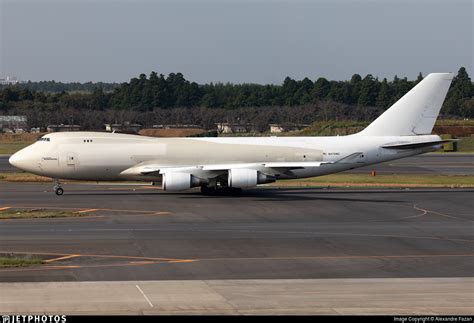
[0,209,87,219]
[0,172,51,182]
[0,257,44,267]
[0,142,30,154]
[275,173,474,188]
[435,119,474,126]
[457,137,474,152]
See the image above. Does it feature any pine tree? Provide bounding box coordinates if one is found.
[376,78,390,108]
[443,67,472,116]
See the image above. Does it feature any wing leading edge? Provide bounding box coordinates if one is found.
[120,161,334,177]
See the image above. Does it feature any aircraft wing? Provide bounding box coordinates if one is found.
[120,161,333,177]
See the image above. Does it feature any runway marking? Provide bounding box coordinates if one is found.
[136,285,154,308]
[403,205,429,219]
[43,265,81,269]
[196,254,474,262]
[0,247,196,273]
[166,227,474,243]
[413,204,473,222]
[0,207,11,211]
[0,252,472,273]
[44,254,81,263]
[2,205,172,216]
[76,209,99,214]
[167,259,196,263]
[129,261,156,265]
[0,250,196,263]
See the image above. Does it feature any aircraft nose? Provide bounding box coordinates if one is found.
[9,151,27,170]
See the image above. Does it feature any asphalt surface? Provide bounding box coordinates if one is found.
[1,153,473,174]
[0,182,472,282]
[2,278,473,314]
[352,153,474,175]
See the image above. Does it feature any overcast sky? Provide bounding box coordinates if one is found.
[0,0,472,83]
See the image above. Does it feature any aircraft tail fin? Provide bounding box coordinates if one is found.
[359,73,454,136]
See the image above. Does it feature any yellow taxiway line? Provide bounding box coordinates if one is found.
[76,209,99,214]
[44,254,82,263]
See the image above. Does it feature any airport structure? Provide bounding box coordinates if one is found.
[216,122,258,134]
[269,123,309,133]
[105,122,142,133]
[0,76,22,85]
[46,124,81,132]
[0,115,28,133]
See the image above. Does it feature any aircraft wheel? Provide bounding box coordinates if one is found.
[55,187,64,196]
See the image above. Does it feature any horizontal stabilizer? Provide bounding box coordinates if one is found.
[382,139,458,150]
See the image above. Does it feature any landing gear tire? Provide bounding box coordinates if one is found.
[53,180,63,196]
[55,187,64,196]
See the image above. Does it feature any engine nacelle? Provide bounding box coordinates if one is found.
[228,169,276,188]
[162,172,204,191]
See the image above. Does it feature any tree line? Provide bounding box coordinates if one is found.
[0,67,472,131]
[18,80,119,93]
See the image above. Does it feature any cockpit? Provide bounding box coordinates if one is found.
[37,137,51,142]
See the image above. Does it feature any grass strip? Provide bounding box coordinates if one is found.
[0,257,44,267]
[0,209,88,219]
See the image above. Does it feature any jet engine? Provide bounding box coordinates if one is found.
[162,172,204,191]
[227,169,276,188]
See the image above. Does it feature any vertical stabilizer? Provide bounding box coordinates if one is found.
[359,73,454,136]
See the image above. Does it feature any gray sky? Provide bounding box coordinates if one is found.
[0,0,472,83]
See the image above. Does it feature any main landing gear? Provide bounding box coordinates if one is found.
[53,179,64,196]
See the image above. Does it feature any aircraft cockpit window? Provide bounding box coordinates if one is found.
[37,137,50,142]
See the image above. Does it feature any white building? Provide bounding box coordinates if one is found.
[269,123,309,133]
[0,115,27,132]
[0,76,21,85]
[47,124,81,132]
[216,122,257,134]
[105,122,142,133]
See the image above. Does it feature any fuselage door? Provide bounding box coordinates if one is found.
[66,152,78,169]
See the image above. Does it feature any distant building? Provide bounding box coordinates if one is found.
[269,123,309,133]
[47,124,81,132]
[153,124,202,129]
[0,115,27,133]
[105,121,142,133]
[0,76,22,85]
[216,122,257,134]
[269,124,284,133]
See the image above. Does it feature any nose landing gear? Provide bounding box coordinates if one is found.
[53,180,64,196]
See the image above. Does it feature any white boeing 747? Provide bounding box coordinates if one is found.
[9,73,455,195]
